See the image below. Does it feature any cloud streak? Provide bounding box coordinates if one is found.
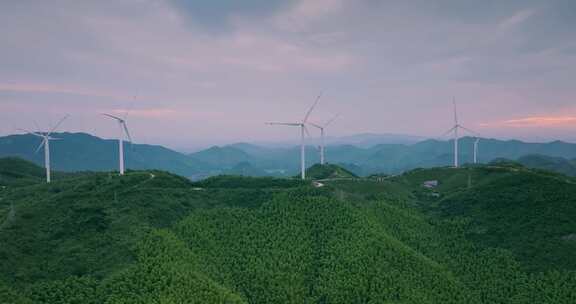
[481,116,576,128]
[498,9,537,30]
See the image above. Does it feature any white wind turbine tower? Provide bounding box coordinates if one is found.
[18,115,69,183]
[308,114,339,165]
[473,137,480,164]
[266,94,322,180]
[440,99,478,168]
[101,112,133,175]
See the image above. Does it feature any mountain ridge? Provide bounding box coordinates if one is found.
[3,132,576,179]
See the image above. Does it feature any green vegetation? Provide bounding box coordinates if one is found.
[194,175,305,189]
[396,165,576,271]
[516,154,576,176]
[304,163,358,180]
[0,157,44,187]
[1,158,575,303]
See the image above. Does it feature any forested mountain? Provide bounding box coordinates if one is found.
[0,157,45,186]
[516,154,576,176]
[216,137,576,176]
[0,133,211,180]
[1,158,575,303]
[0,157,90,187]
[190,146,255,168]
[304,163,358,179]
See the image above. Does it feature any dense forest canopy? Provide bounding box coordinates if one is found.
[0,158,575,303]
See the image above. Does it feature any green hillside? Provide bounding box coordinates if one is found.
[304,163,358,179]
[0,157,44,186]
[396,165,576,272]
[1,160,575,303]
[516,154,576,176]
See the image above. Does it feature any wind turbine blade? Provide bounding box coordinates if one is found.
[35,138,46,153]
[266,122,301,126]
[438,126,457,139]
[303,92,322,123]
[303,125,311,137]
[17,128,44,138]
[324,113,340,127]
[459,125,480,136]
[307,122,323,129]
[122,122,133,143]
[47,114,69,137]
[101,113,123,121]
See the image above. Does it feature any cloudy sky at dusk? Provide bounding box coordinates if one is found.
[1,0,575,150]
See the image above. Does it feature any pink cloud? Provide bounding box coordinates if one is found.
[481,116,576,128]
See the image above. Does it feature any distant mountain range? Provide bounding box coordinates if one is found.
[247,133,426,148]
[0,133,212,180]
[1,132,576,179]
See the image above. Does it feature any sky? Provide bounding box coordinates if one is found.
[1,0,575,151]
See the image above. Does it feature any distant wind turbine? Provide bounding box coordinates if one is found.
[440,99,478,168]
[18,115,69,183]
[101,112,133,175]
[473,137,480,164]
[266,93,322,180]
[309,114,339,165]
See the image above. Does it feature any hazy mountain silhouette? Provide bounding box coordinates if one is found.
[2,133,576,178]
[0,133,211,179]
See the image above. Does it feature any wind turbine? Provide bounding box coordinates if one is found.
[308,114,339,165]
[266,93,322,180]
[440,99,477,168]
[101,112,133,175]
[473,137,480,164]
[19,115,69,183]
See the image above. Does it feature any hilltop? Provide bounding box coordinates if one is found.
[395,165,576,272]
[0,159,575,303]
[0,157,90,187]
[304,163,358,180]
